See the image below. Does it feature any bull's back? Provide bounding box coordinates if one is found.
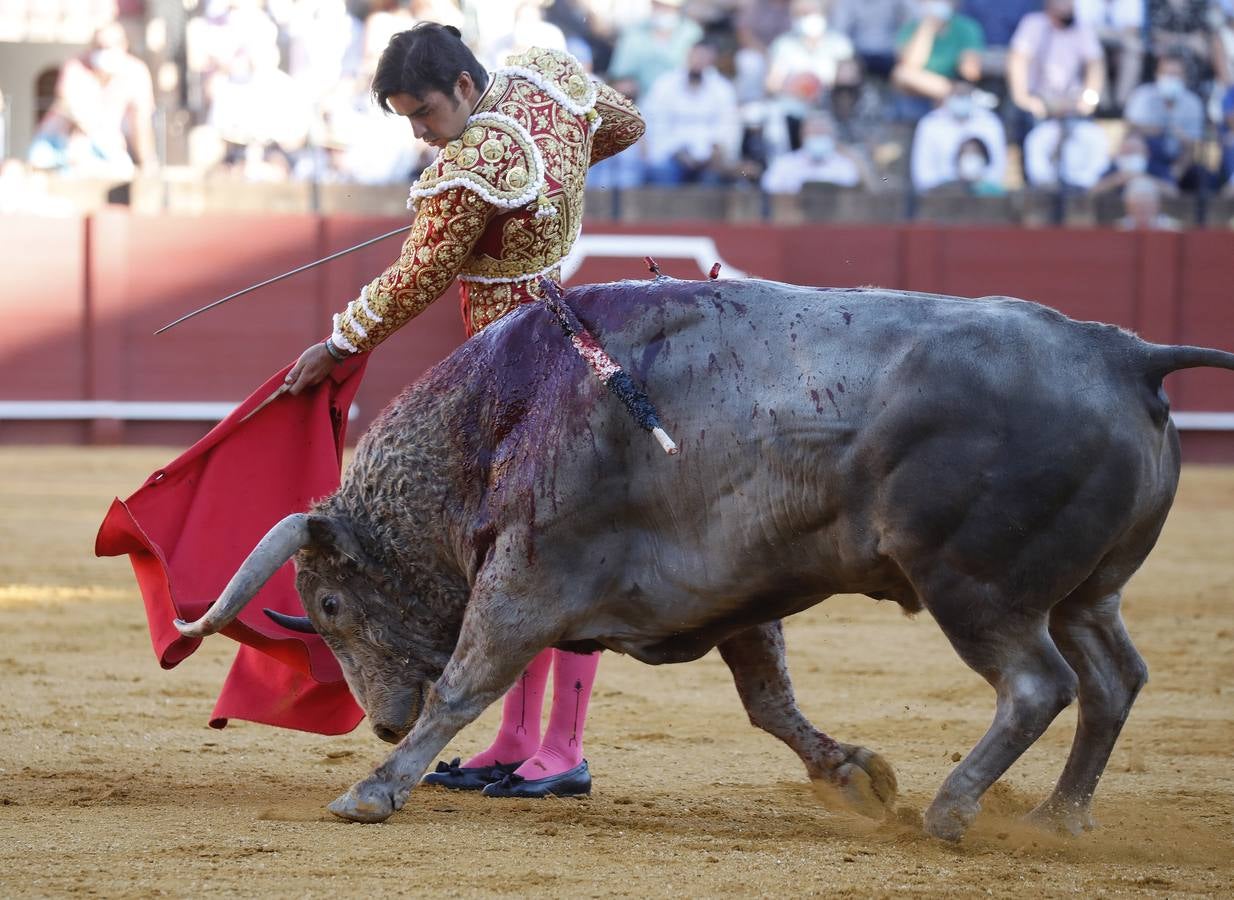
[469,280,1178,640]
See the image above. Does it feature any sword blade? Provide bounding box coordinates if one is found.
[153,224,412,335]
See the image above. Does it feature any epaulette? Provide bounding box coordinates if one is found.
[502,46,598,117]
[407,113,552,216]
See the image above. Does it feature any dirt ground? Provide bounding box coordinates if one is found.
[0,447,1231,898]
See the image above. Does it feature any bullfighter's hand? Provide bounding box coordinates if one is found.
[285,342,337,395]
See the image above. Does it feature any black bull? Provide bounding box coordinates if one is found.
[177,278,1234,840]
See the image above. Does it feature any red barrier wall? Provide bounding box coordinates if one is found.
[1,213,1232,459]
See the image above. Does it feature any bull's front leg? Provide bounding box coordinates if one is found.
[328,592,542,824]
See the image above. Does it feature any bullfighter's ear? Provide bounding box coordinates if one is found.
[306,515,366,563]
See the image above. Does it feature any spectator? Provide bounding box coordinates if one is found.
[736,0,793,52]
[960,0,1041,49]
[830,0,919,78]
[490,0,569,63]
[361,0,417,71]
[608,0,703,96]
[1147,0,1231,90]
[951,136,1007,194]
[545,0,616,71]
[760,111,876,192]
[766,0,857,145]
[1007,0,1105,124]
[207,41,313,178]
[1092,131,1182,196]
[286,0,363,107]
[28,22,157,175]
[1125,51,1208,190]
[891,0,985,108]
[1222,83,1234,193]
[1075,0,1145,112]
[642,41,741,185]
[1023,115,1112,189]
[587,77,648,189]
[910,83,1008,192]
[1116,174,1183,229]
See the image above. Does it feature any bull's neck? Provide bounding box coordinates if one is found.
[332,357,493,594]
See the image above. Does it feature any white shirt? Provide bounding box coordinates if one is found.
[761,148,863,193]
[642,67,742,165]
[1074,0,1144,31]
[1024,118,1112,189]
[911,106,1008,192]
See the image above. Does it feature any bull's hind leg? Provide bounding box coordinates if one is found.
[924,611,1078,842]
[1026,591,1148,835]
[718,620,897,819]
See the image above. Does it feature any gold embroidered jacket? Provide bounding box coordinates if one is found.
[331,47,645,350]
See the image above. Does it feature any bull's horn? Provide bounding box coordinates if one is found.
[263,608,317,634]
[173,513,311,638]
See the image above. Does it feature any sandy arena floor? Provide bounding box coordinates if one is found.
[0,447,1231,898]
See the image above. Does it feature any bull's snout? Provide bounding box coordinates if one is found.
[372,723,405,744]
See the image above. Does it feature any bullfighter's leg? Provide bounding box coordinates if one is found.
[421,648,551,790]
[924,612,1078,842]
[513,649,599,779]
[482,649,600,797]
[328,589,548,823]
[1027,591,1147,835]
[718,620,896,819]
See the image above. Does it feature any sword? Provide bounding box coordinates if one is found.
[153,225,412,335]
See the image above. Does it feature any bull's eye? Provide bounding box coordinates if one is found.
[321,595,340,617]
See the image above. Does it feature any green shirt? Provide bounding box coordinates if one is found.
[896,14,985,78]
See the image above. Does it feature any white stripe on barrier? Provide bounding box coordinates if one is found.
[1170,412,1234,431]
[0,401,358,422]
[560,234,749,282]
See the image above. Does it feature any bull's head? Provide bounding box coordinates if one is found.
[174,513,452,744]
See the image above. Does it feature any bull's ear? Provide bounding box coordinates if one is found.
[306,515,367,564]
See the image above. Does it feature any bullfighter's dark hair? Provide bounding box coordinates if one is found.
[372,23,489,112]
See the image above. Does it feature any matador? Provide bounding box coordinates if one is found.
[285,23,646,799]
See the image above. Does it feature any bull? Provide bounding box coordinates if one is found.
[176,277,1234,841]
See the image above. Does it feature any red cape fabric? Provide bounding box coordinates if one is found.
[95,357,369,735]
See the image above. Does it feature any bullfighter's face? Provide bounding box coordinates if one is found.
[293,550,438,745]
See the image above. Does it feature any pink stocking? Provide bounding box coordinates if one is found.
[514,649,600,780]
[463,649,551,768]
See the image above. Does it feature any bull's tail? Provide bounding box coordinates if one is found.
[1141,344,1234,380]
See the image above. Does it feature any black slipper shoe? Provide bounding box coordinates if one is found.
[481,760,591,798]
[421,757,523,791]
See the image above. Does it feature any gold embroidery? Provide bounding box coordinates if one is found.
[335,47,645,347]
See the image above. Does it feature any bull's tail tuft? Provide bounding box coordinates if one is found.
[1141,343,1234,380]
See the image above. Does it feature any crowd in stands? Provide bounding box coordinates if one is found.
[6,0,1234,228]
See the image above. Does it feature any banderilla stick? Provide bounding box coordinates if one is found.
[538,278,679,456]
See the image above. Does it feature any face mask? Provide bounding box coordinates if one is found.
[1056,12,1076,27]
[687,69,703,85]
[651,10,679,30]
[1116,154,1148,174]
[1157,75,1185,99]
[957,152,985,181]
[805,134,836,160]
[923,1,953,21]
[91,48,124,75]
[947,94,974,119]
[796,14,826,38]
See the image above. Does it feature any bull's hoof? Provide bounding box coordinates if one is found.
[1024,797,1096,837]
[811,745,898,820]
[923,795,979,842]
[328,778,399,823]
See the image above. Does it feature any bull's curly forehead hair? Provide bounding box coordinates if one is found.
[371,22,489,112]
